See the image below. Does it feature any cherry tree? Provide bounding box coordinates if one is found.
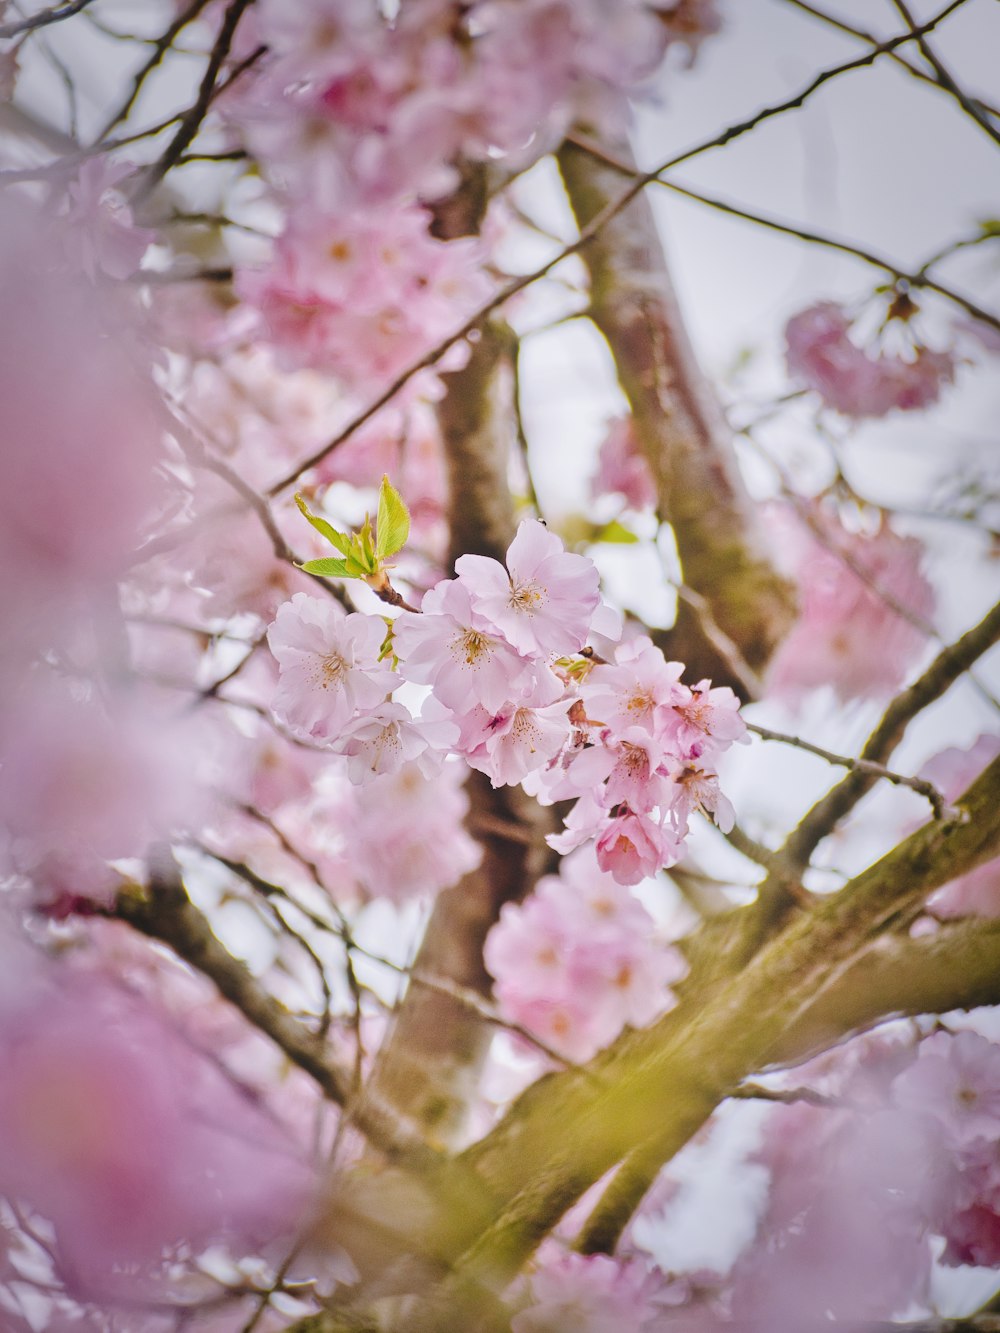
[0,1,999,1329]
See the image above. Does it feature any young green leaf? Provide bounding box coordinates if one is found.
[295,493,351,556]
[298,556,352,578]
[376,474,410,560]
[357,513,377,572]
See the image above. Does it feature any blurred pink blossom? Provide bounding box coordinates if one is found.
[785,300,955,418]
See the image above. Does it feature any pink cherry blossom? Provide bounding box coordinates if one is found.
[567,726,671,813]
[922,736,1000,919]
[590,414,656,510]
[594,809,680,885]
[665,762,736,836]
[464,676,571,787]
[393,578,533,713]
[766,506,935,705]
[893,1031,1000,1148]
[512,1251,671,1333]
[485,848,685,1060]
[267,593,397,743]
[659,678,748,762]
[581,636,687,732]
[0,680,194,910]
[456,519,602,657]
[331,759,481,901]
[785,300,955,418]
[0,973,311,1300]
[332,701,457,784]
[62,158,154,282]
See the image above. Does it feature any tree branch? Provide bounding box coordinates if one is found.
[114,852,438,1168]
[556,129,797,689]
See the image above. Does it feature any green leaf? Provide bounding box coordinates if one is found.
[376,475,410,560]
[295,493,350,555]
[596,518,640,545]
[298,557,353,578]
[357,513,377,572]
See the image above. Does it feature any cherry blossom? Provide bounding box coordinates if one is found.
[893,1030,1000,1149]
[511,1250,672,1332]
[62,158,153,282]
[393,579,534,714]
[0,972,312,1300]
[594,809,681,885]
[486,848,685,1060]
[456,518,602,657]
[766,506,935,704]
[590,414,656,511]
[580,635,687,732]
[785,300,956,418]
[267,593,397,743]
[463,679,572,788]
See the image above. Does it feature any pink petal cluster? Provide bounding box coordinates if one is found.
[511,1250,674,1333]
[785,300,955,418]
[0,968,312,1300]
[267,592,398,745]
[538,635,746,884]
[892,1031,1000,1268]
[266,522,741,890]
[590,414,657,511]
[0,200,163,679]
[485,847,686,1061]
[323,759,481,901]
[765,506,935,705]
[232,0,683,215]
[62,158,154,282]
[0,682,196,913]
[237,207,490,392]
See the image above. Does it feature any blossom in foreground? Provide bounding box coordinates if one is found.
[267,592,398,743]
[456,518,602,657]
[393,578,534,713]
[511,1250,673,1332]
[0,972,311,1300]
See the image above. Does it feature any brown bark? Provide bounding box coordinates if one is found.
[364,325,556,1149]
[557,133,796,692]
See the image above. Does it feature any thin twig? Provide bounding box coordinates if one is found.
[779,0,1000,121]
[94,0,212,141]
[565,131,999,334]
[134,0,254,201]
[890,0,1000,149]
[775,598,1000,878]
[729,1080,856,1110]
[0,0,97,39]
[747,721,955,818]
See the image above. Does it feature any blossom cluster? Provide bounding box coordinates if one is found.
[766,505,935,705]
[921,735,1000,920]
[238,0,692,214]
[734,1028,1000,1324]
[267,518,746,888]
[0,937,311,1305]
[785,300,956,419]
[237,205,491,392]
[511,1250,683,1332]
[484,847,686,1061]
[232,0,722,389]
